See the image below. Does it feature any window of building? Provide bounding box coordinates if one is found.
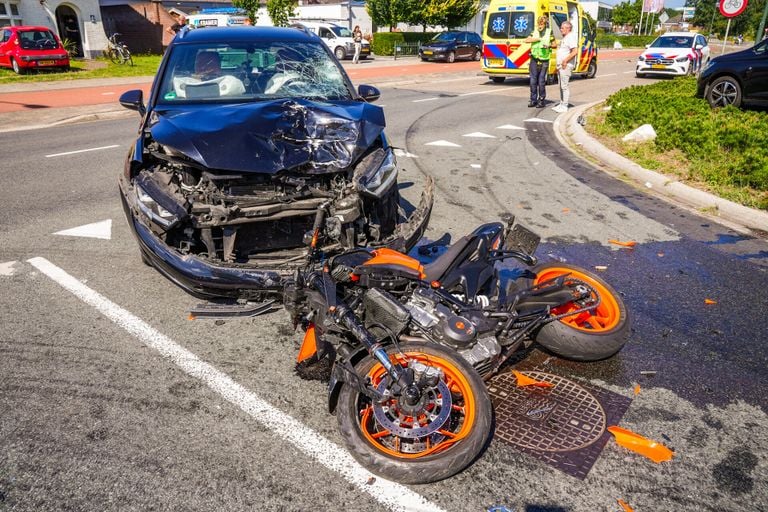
[0,1,22,26]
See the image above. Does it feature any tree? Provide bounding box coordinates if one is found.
[409,0,479,29]
[689,0,764,39]
[611,0,643,28]
[366,0,414,31]
[232,0,260,24]
[267,0,297,27]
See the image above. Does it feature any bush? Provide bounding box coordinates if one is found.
[371,33,404,56]
[600,77,768,209]
[595,34,657,49]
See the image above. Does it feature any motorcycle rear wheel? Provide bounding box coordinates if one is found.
[337,342,492,484]
[530,263,629,361]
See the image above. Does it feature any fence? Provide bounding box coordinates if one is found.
[393,41,421,59]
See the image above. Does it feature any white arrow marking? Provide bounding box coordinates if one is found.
[0,261,19,276]
[425,140,461,147]
[462,132,496,138]
[413,97,440,103]
[470,164,482,169]
[497,124,527,130]
[53,219,112,240]
[524,118,553,123]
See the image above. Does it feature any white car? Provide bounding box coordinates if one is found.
[636,32,710,77]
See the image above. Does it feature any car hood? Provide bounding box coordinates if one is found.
[641,49,693,59]
[148,99,385,174]
[709,46,756,63]
[423,42,455,49]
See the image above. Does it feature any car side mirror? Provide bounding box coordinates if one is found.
[695,44,703,50]
[119,89,146,116]
[357,84,380,103]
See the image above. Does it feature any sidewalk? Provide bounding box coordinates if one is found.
[554,102,768,234]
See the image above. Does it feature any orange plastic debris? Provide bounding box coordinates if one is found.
[513,370,554,388]
[609,239,637,247]
[617,498,634,512]
[562,208,571,213]
[297,324,318,363]
[633,384,641,396]
[705,298,718,305]
[607,426,674,463]
[657,252,665,257]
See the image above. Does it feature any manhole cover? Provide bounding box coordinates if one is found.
[488,371,606,452]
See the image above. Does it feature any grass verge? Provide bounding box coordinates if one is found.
[0,55,162,84]
[585,76,768,211]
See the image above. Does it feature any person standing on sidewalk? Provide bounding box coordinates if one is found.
[553,20,578,113]
[525,16,554,108]
[352,25,363,64]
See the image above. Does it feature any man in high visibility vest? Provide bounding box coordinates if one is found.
[525,15,554,108]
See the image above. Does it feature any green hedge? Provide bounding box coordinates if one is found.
[595,34,658,49]
[601,77,768,209]
[371,32,441,56]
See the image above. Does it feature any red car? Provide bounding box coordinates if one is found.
[0,25,70,74]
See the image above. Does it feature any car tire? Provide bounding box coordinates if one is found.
[635,71,645,78]
[586,59,597,79]
[11,57,24,75]
[447,51,455,63]
[473,49,481,61]
[706,75,742,108]
[334,46,347,60]
[491,76,505,83]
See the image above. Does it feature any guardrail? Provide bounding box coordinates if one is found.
[393,41,421,60]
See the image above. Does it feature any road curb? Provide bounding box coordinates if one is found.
[0,107,131,133]
[553,101,768,234]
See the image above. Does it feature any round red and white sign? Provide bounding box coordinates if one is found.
[719,0,748,18]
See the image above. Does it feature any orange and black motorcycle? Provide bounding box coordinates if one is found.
[284,213,629,484]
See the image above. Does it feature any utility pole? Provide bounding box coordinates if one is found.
[708,0,718,37]
[757,0,768,42]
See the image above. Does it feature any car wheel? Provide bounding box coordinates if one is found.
[334,46,347,60]
[636,71,645,78]
[11,57,24,75]
[586,59,597,79]
[473,49,481,61]
[447,51,455,63]
[491,76,505,83]
[706,76,742,108]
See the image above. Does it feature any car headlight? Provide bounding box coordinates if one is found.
[638,55,645,61]
[357,148,398,198]
[675,56,689,62]
[136,184,178,228]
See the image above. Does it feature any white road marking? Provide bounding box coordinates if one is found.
[458,89,512,97]
[53,219,112,240]
[470,164,482,169]
[623,71,635,74]
[0,261,19,276]
[393,149,419,158]
[597,73,617,77]
[413,97,440,103]
[496,124,526,130]
[27,256,446,512]
[462,132,496,138]
[101,92,116,95]
[524,118,553,123]
[425,140,461,147]
[45,145,120,158]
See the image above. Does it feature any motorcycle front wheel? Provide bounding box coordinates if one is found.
[531,263,629,361]
[336,342,492,484]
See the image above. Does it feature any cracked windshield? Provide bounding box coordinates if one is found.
[159,41,350,102]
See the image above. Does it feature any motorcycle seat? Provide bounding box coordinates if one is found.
[422,235,474,283]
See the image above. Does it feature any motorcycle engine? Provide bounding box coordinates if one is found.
[405,288,501,375]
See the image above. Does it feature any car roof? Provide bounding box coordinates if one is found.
[660,32,697,37]
[9,26,55,32]
[175,26,315,44]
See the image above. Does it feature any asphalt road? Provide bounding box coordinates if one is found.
[1,57,767,512]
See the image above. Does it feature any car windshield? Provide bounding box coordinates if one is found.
[19,30,58,50]
[158,41,351,104]
[650,36,693,48]
[331,26,352,38]
[433,32,458,42]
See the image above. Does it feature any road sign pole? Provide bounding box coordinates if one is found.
[757,0,768,42]
[722,17,731,54]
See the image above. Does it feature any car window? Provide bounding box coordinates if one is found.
[18,30,57,50]
[753,39,768,56]
[434,32,458,42]
[696,35,706,47]
[650,36,694,48]
[470,33,482,44]
[331,26,352,38]
[158,41,352,103]
[487,13,510,39]
[319,28,333,38]
[1,29,10,43]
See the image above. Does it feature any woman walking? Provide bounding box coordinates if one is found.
[353,25,363,64]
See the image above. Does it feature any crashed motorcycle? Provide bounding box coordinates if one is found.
[284,214,630,483]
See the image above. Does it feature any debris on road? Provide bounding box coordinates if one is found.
[633,384,641,396]
[607,426,675,463]
[617,498,634,512]
[705,298,718,305]
[609,239,637,247]
[595,265,609,271]
[640,370,657,376]
[513,370,554,388]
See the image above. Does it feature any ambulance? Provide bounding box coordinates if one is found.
[187,10,247,29]
[481,0,598,83]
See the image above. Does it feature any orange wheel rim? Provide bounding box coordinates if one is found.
[535,267,621,333]
[358,352,476,459]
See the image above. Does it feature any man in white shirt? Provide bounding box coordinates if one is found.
[553,21,578,113]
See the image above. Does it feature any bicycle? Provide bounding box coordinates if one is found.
[106,33,133,66]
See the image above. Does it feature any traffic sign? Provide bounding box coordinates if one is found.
[720,0,748,18]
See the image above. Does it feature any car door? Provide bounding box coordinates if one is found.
[742,39,768,100]
[0,29,12,67]
[453,32,467,59]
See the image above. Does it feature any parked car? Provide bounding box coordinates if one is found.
[290,21,370,60]
[117,27,433,300]
[697,37,768,108]
[419,31,482,63]
[0,25,70,74]
[636,32,710,78]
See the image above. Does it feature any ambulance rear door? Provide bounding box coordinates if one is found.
[483,2,537,74]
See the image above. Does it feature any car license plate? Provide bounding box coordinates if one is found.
[487,58,505,67]
[423,50,433,55]
[38,60,55,66]
[651,64,666,69]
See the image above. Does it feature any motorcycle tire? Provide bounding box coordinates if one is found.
[336,342,492,484]
[529,263,629,361]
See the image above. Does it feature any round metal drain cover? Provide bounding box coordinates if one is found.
[488,371,606,452]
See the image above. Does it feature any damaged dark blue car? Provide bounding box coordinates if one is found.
[118,27,433,300]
